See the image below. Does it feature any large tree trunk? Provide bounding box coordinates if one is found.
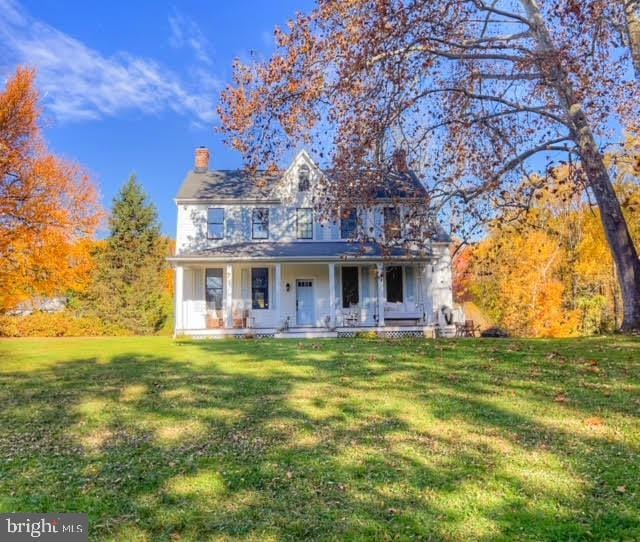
[625,0,640,79]
[522,0,640,331]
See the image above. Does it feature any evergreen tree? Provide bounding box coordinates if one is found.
[90,175,168,334]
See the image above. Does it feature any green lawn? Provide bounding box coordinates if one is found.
[0,337,638,541]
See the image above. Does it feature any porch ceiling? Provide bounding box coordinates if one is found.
[168,241,434,263]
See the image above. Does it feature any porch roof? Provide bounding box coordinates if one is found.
[169,241,434,263]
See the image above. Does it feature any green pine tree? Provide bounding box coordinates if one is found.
[90,175,169,334]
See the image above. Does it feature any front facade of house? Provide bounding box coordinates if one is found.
[170,148,453,338]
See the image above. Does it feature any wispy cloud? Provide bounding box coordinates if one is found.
[168,8,213,66]
[0,0,219,124]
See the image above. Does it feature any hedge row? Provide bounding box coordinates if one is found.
[0,312,131,337]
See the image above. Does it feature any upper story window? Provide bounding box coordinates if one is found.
[252,208,269,239]
[383,206,401,239]
[207,208,224,239]
[340,208,357,239]
[296,208,313,239]
[298,165,310,192]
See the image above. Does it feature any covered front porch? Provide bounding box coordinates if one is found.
[172,258,449,338]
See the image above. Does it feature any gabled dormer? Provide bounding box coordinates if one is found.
[272,149,323,206]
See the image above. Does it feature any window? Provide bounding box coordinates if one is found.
[251,267,269,309]
[386,266,403,303]
[205,269,223,310]
[296,208,313,239]
[252,208,269,239]
[384,207,401,239]
[207,208,224,239]
[341,266,359,308]
[298,164,310,191]
[340,208,357,239]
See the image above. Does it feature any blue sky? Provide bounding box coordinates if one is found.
[0,0,313,236]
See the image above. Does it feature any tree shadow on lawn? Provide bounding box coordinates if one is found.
[0,338,638,541]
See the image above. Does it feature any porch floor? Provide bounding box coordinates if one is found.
[178,325,438,340]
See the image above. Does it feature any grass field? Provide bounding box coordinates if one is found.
[0,336,638,541]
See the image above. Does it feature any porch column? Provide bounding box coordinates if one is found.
[174,265,184,335]
[423,263,433,324]
[376,263,385,326]
[275,263,282,326]
[225,264,233,328]
[328,262,336,328]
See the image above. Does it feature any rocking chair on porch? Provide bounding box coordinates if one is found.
[206,312,224,329]
[232,309,252,329]
[342,308,360,327]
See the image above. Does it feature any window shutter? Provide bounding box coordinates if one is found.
[373,208,383,239]
[242,208,250,240]
[285,208,295,239]
[241,268,250,308]
[270,207,280,241]
[361,266,370,307]
[330,219,339,240]
[405,266,415,304]
[225,208,234,241]
[269,267,275,309]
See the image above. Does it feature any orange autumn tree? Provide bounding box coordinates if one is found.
[463,159,640,337]
[0,68,102,311]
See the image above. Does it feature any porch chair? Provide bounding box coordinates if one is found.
[342,308,360,327]
[206,311,224,329]
[462,320,481,337]
[232,309,251,329]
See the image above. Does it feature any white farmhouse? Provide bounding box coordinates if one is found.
[169,147,453,338]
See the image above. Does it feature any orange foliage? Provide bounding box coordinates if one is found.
[464,162,640,337]
[0,68,103,311]
[165,238,176,298]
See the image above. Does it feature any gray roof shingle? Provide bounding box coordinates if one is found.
[176,169,428,200]
[176,170,280,200]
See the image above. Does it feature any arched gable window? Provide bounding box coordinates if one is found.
[298,165,310,192]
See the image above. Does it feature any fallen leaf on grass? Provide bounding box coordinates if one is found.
[585,417,605,427]
[616,486,626,494]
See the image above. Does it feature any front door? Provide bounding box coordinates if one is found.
[296,279,315,325]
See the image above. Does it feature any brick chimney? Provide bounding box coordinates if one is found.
[393,148,409,173]
[195,146,210,172]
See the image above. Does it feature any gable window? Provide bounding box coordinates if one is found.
[340,208,357,239]
[341,266,359,308]
[386,266,403,303]
[207,208,224,239]
[205,268,223,310]
[384,207,401,239]
[252,208,269,239]
[251,267,269,309]
[296,208,313,239]
[298,164,310,192]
